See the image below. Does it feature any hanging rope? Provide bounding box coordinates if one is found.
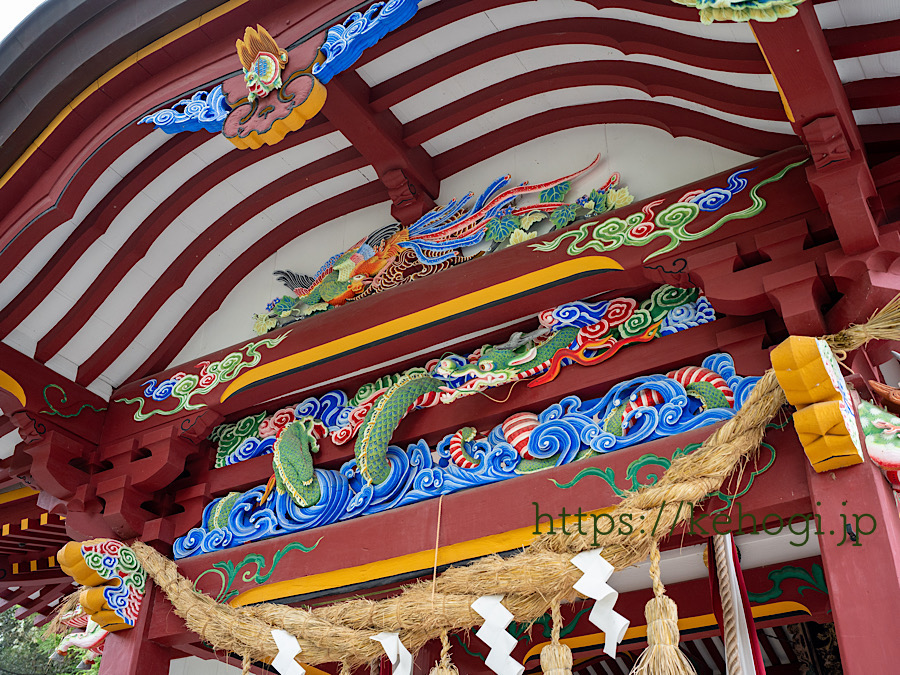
[431,495,444,604]
[713,535,742,674]
[116,296,900,670]
[630,542,696,675]
[428,631,459,675]
[540,601,573,675]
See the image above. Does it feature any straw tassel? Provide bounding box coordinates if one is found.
[540,602,573,675]
[630,543,696,675]
[429,631,459,675]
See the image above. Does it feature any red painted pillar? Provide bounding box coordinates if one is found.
[806,421,900,672]
[413,639,440,675]
[99,583,175,675]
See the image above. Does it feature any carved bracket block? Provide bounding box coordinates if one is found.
[58,539,146,632]
[771,335,862,472]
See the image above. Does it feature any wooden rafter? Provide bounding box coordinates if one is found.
[322,71,438,224]
[752,3,884,253]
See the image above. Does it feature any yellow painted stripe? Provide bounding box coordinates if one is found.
[29,560,37,572]
[751,26,795,123]
[0,487,39,505]
[231,506,615,607]
[49,556,56,567]
[12,563,18,575]
[40,513,48,526]
[1,524,8,536]
[221,256,623,402]
[0,370,26,407]
[20,518,28,531]
[0,0,251,192]
[522,601,811,662]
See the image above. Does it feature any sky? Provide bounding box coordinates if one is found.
[0,0,48,44]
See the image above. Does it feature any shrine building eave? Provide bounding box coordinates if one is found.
[0,0,898,410]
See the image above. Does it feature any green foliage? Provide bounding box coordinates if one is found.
[0,609,97,675]
[539,180,571,204]
[484,214,521,242]
[270,296,298,314]
[550,203,579,229]
[584,188,609,216]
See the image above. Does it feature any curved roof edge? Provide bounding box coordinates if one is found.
[0,0,225,177]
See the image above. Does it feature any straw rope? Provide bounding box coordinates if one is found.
[630,543,696,675]
[42,588,83,636]
[713,535,742,674]
[129,369,784,667]
[540,602,573,675]
[123,297,900,670]
[428,631,459,675]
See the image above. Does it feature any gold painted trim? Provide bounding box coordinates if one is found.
[0,487,39,505]
[0,0,251,192]
[0,370,27,407]
[522,601,812,662]
[221,256,624,402]
[751,26,795,124]
[230,506,615,606]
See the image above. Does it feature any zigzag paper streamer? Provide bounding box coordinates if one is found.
[371,631,412,675]
[271,629,306,675]
[471,595,525,675]
[571,549,630,657]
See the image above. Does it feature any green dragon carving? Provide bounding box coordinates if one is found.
[257,372,443,501]
[355,370,444,485]
[252,286,702,506]
[434,326,584,401]
[258,418,323,506]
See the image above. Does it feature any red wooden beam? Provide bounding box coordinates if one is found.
[804,401,900,671]
[403,60,785,147]
[752,3,882,254]
[825,18,900,61]
[370,18,767,113]
[322,72,437,224]
[34,118,333,364]
[434,101,792,179]
[0,587,37,614]
[0,341,106,445]
[98,584,175,675]
[166,314,768,533]
[73,146,368,387]
[14,581,73,620]
[0,131,206,341]
[128,180,389,381]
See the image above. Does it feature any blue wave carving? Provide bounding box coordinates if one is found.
[142,374,183,401]
[660,296,716,335]
[174,353,757,559]
[220,436,276,466]
[140,85,231,134]
[540,299,611,329]
[313,0,420,84]
[690,168,754,212]
[294,390,352,430]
